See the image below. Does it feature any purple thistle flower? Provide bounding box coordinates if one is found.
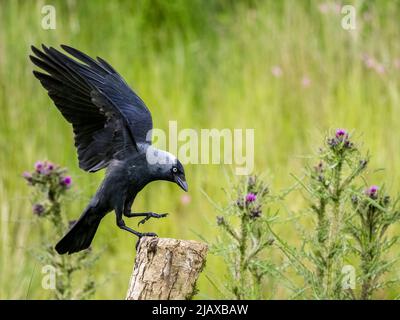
[22,171,33,184]
[366,185,379,198]
[43,161,55,175]
[245,193,257,203]
[335,129,347,139]
[46,162,54,171]
[60,176,72,188]
[329,129,354,150]
[32,203,45,216]
[35,161,44,173]
[369,185,378,194]
[22,171,31,178]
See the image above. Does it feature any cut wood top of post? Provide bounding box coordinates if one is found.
[126,237,208,300]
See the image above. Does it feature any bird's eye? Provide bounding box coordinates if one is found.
[172,167,178,173]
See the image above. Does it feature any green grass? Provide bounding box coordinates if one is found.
[0,0,399,299]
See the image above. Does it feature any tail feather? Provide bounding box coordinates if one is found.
[55,207,102,255]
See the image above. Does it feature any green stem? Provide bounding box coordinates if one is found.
[238,210,249,299]
[326,158,343,298]
[315,199,327,283]
[250,269,262,299]
[360,210,378,300]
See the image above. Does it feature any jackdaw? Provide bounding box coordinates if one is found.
[30,44,188,255]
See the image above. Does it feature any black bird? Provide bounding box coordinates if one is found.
[30,44,188,255]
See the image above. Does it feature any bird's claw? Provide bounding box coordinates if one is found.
[142,232,158,237]
[135,232,158,250]
[137,212,168,226]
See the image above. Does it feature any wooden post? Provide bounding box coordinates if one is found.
[126,237,208,300]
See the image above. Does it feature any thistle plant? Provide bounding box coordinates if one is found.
[272,129,400,299]
[210,175,278,299]
[207,130,399,300]
[23,161,99,299]
[23,161,72,235]
[348,186,400,299]
[305,129,367,298]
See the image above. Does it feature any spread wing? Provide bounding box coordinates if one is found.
[30,44,153,172]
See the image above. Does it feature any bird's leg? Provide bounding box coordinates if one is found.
[123,198,168,226]
[124,212,168,226]
[116,208,157,238]
[116,218,157,251]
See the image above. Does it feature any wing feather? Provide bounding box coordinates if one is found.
[30,44,153,172]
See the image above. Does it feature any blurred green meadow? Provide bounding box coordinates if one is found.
[0,0,400,299]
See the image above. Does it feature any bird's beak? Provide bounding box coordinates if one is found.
[175,175,188,192]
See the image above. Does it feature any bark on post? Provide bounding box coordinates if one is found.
[126,237,208,300]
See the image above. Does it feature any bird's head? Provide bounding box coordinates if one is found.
[146,147,188,192]
[169,159,188,192]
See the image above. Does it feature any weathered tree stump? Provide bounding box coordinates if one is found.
[126,237,208,300]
